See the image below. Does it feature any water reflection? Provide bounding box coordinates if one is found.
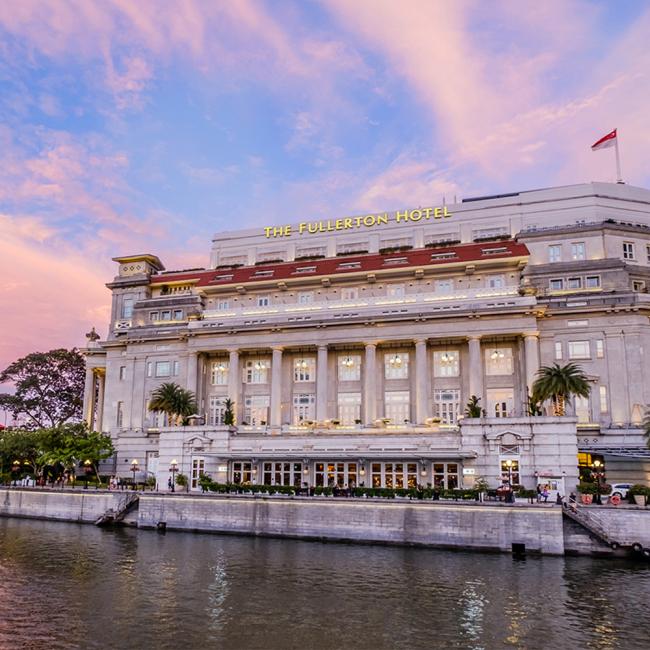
[0,518,649,649]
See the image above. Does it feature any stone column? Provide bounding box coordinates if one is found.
[228,349,240,422]
[270,347,283,427]
[363,343,377,424]
[468,336,483,402]
[95,372,106,432]
[186,351,198,395]
[316,345,328,422]
[83,367,96,427]
[415,339,428,424]
[523,333,540,395]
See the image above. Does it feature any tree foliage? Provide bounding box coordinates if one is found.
[148,382,197,425]
[531,362,591,416]
[0,348,85,429]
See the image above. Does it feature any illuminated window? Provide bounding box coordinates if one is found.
[232,461,252,484]
[293,394,315,424]
[485,348,513,375]
[433,350,459,377]
[432,463,459,489]
[208,396,226,426]
[384,353,409,379]
[487,388,514,417]
[371,462,418,489]
[571,242,585,260]
[210,360,229,385]
[244,359,269,384]
[293,358,315,382]
[500,459,520,486]
[243,396,269,425]
[338,354,361,381]
[384,391,410,423]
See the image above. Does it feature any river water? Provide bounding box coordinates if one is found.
[0,518,649,650]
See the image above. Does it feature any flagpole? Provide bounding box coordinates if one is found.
[615,133,623,183]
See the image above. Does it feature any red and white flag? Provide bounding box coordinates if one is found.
[591,129,617,151]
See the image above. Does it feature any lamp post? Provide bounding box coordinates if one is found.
[169,459,178,492]
[83,459,93,490]
[592,459,603,505]
[11,460,20,486]
[505,459,514,503]
[131,459,139,490]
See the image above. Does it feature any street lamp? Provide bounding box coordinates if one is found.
[505,459,514,503]
[83,459,93,490]
[169,459,178,492]
[11,460,20,486]
[131,459,139,490]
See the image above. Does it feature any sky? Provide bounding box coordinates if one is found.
[1,0,650,378]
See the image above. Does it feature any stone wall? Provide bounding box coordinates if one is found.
[138,494,566,555]
[0,489,128,523]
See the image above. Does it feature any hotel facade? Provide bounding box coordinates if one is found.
[83,182,650,494]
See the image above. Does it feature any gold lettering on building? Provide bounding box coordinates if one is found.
[264,206,451,238]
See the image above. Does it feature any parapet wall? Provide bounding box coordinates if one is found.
[137,494,565,555]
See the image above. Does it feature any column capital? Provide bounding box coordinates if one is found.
[228,347,239,354]
[467,335,482,342]
[317,344,328,351]
[364,342,378,349]
[523,332,540,340]
[271,346,284,353]
[414,338,428,346]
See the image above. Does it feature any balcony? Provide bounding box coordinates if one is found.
[194,286,531,329]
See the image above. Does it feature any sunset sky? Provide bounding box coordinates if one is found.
[1,0,650,378]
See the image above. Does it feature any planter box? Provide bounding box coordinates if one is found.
[634,495,647,506]
[581,494,593,505]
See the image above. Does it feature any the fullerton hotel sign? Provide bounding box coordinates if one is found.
[263,206,452,238]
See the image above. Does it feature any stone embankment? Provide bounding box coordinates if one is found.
[2,488,650,558]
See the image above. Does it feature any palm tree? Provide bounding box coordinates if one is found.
[148,383,197,426]
[532,363,590,416]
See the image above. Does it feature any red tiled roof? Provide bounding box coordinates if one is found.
[151,240,529,288]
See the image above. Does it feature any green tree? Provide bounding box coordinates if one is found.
[0,349,85,429]
[532,362,591,416]
[223,398,235,426]
[464,395,484,418]
[148,383,197,426]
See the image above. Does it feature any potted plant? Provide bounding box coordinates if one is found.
[629,484,648,506]
[598,482,612,504]
[577,482,597,504]
[464,396,484,418]
[223,398,236,433]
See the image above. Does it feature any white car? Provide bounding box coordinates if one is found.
[610,483,632,498]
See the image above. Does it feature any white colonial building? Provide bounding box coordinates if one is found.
[83,182,650,493]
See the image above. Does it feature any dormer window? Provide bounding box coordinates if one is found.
[253,270,274,278]
[383,257,408,266]
[294,266,316,274]
[337,262,361,270]
[481,247,508,256]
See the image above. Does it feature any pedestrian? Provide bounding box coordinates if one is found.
[542,485,549,503]
[556,492,563,505]
[536,484,542,503]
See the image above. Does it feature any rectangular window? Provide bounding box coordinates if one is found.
[435,279,454,294]
[315,462,358,488]
[548,245,561,263]
[567,277,582,289]
[568,341,590,359]
[296,246,326,259]
[595,339,604,359]
[146,362,153,378]
[554,341,563,360]
[599,386,608,413]
[647,244,650,263]
[384,353,409,379]
[155,361,171,377]
[549,279,564,291]
[433,389,460,425]
[337,393,361,425]
[371,462,418,489]
[253,270,274,278]
[244,359,269,384]
[341,287,359,301]
[293,266,316,274]
[116,401,124,428]
[257,296,271,307]
[232,461,252,484]
[337,241,365,255]
[338,354,361,381]
[623,241,635,260]
[293,393,315,424]
[173,309,183,320]
[263,461,303,488]
[432,462,459,490]
[472,226,509,240]
[243,396,270,425]
[487,389,514,417]
[487,275,505,289]
[208,396,226,426]
[217,299,230,310]
[297,291,314,305]
[210,360,229,385]
[567,320,588,327]
[485,348,513,375]
[386,284,406,298]
[293,358,316,382]
[149,311,159,321]
[173,361,179,377]
[574,395,590,423]
[119,366,126,380]
[633,280,646,292]
[160,310,172,321]
[337,262,361,270]
[384,391,410,424]
[257,250,284,263]
[500,459,520,486]
[585,276,601,288]
[571,242,586,260]
[121,296,134,319]
[433,350,459,377]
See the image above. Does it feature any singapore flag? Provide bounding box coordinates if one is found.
[591,129,617,151]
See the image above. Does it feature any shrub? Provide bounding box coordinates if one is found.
[577,482,598,495]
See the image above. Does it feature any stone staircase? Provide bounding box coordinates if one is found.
[562,503,621,556]
[95,493,139,526]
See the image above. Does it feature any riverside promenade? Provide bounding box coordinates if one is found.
[2,487,650,558]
